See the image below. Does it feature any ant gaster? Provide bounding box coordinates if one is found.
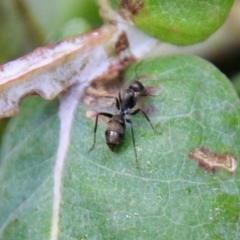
[89,80,160,167]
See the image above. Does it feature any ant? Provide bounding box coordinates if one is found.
[88,79,161,168]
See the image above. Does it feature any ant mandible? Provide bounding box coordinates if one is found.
[89,78,161,168]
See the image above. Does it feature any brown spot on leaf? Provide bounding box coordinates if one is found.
[188,147,237,173]
[120,0,144,15]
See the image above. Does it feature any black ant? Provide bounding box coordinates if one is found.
[88,79,160,168]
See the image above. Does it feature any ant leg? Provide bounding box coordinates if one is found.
[130,107,161,134]
[126,118,139,168]
[116,97,120,110]
[88,112,113,152]
[118,91,122,106]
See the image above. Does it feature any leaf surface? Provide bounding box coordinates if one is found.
[0,55,240,239]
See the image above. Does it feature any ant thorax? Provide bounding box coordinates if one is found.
[120,88,137,111]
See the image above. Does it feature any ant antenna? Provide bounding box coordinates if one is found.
[134,60,143,79]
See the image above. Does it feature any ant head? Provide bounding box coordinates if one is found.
[128,60,145,93]
[129,81,144,93]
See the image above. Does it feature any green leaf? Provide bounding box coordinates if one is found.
[0,55,240,239]
[109,0,234,45]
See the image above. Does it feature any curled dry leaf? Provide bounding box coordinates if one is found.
[0,25,131,118]
[0,13,158,119]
